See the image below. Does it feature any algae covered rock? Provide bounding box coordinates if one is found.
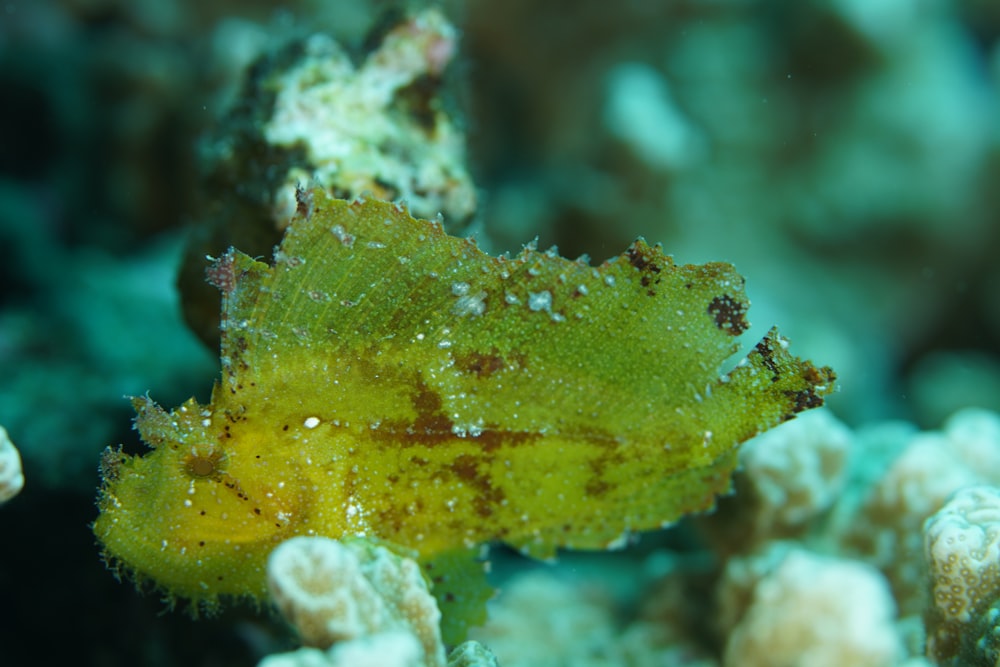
[182,8,474,347]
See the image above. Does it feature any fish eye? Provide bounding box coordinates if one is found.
[182,450,225,479]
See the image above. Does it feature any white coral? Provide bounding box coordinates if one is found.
[265,537,446,667]
[0,425,24,504]
[739,408,851,533]
[264,8,475,227]
[838,409,1000,616]
[941,408,1000,481]
[923,484,1000,664]
[471,565,716,666]
[260,636,498,667]
[469,569,617,666]
[722,548,902,667]
[259,632,422,667]
[446,641,501,667]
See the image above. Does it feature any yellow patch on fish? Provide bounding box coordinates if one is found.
[94,187,834,641]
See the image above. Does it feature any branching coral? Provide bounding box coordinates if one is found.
[840,408,1000,615]
[701,409,1000,665]
[738,409,851,531]
[703,409,852,552]
[445,640,500,667]
[259,633,422,667]
[260,635,499,667]
[470,564,718,666]
[262,536,498,667]
[721,547,903,667]
[266,536,446,667]
[469,570,618,665]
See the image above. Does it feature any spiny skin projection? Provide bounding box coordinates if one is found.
[93,187,835,642]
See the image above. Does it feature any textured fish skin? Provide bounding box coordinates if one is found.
[94,187,835,639]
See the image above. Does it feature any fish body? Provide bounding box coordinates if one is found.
[94,187,834,637]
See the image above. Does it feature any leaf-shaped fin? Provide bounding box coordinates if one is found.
[420,547,492,647]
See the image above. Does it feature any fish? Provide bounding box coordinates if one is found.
[93,186,835,642]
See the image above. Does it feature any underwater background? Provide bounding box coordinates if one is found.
[1,0,999,665]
